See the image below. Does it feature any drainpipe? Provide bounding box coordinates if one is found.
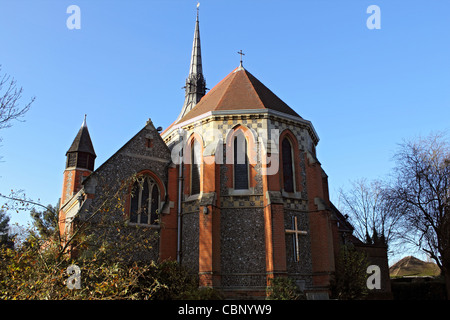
[177,128,184,264]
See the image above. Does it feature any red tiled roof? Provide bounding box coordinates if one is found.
[177,66,301,123]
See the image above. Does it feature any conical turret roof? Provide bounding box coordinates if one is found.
[66,115,96,157]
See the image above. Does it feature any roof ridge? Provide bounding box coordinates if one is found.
[215,68,239,110]
[202,66,239,97]
[240,68,267,110]
[86,122,171,183]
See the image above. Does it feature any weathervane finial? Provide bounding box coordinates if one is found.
[82,114,87,127]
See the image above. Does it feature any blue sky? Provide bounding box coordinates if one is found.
[0,0,449,246]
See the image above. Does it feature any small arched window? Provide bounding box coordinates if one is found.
[234,132,249,190]
[129,176,160,225]
[282,137,295,193]
[191,139,201,195]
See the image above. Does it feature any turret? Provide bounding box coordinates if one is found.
[60,115,96,206]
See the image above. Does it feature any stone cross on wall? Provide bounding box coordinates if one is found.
[285,216,308,262]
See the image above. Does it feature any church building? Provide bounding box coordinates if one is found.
[58,8,391,299]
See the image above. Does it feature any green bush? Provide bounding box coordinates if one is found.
[152,261,223,300]
[0,239,161,300]
[266,277,306,300]
[331,245,369,300]
[0,240,223,300]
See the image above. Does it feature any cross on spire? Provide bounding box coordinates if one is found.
[237,50,245,67]
[285,216,308,262]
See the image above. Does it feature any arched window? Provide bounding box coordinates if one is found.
[282,137,295,193]
[234,132,249,190]
[129,176,160,225]
[191,139,201,195]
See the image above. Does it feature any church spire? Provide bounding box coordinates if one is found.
[176,3,206,122]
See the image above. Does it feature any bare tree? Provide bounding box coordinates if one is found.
[338,178,403,254]
[0,65,35,138]
[387,132,449,298]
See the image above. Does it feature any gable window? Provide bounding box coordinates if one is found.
[129,176,160,225]
[234,133,249,190]
[282,137,295,193]
[191,139,201,195]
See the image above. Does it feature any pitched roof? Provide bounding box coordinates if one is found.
[176,66,301,123]
[389,256,441,277]
[66,117,96,156]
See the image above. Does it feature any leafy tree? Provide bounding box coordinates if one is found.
[0,209,9,234]
[0,209,10,244]
[0,237,162,300]
[0,174,223,300]
[30,202,59,239]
